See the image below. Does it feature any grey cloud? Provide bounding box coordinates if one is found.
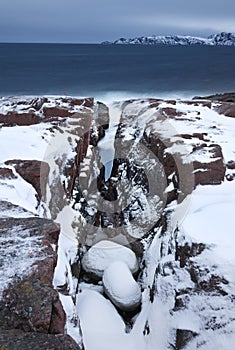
[0,0,234,42]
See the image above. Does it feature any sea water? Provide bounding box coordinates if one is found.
[0,43,235,100]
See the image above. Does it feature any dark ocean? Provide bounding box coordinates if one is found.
[0,43,235,101]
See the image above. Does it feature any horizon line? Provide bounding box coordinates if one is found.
[0,31,234,45]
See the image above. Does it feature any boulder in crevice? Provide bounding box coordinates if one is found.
[81,240,139,280]
[103,261,142,312]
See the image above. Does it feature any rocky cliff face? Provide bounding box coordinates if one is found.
[1,95,235,349]
[70,97,235,349]
[0,96,96,349]
[115,99,235,349]
[0,209,82,349]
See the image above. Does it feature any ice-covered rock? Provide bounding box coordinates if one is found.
[103,261,142,311]
[81,240,139,278]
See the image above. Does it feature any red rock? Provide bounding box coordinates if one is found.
[180,133,208,141]
[30,97,48,111]
[193,92,235,103]
[0,217,65,334]
[0,111,40,126]
[214,102,235,118]
[60,97,94,108]
[182,100,212,108]
[5,160,50,201]
[0,329,82,349]
[159,107,186,119]
[42,106,72,120]
[70,97,94,108]
[193,144,226,186]
[63,112,93,198]
[0,167,17,180]
[227,160,235,169]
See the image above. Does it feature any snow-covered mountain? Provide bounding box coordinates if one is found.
[102,32,235,46]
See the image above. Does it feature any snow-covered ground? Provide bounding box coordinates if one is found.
[182,180,235,280]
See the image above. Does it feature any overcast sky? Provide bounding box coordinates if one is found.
[0,0,235,43]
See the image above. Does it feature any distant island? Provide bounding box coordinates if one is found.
[102,32,235,46]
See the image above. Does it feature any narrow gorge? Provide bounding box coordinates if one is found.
[0,94,235,349]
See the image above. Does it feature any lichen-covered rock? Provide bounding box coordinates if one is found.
[0,217,65,334]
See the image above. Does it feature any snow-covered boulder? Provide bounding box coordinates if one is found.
[103,261,142,311]
[81,240,139,279]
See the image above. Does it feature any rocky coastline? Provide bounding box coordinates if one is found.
[0,94,235,349]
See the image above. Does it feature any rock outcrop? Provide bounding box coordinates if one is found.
[1,95,235,350]
[5,160,50,201]
[0,111,40,126]
[0,329,81,350]
[192,144,226,186]
[193,92,235,103]
[0,217,64,333]
[0,96,94,127]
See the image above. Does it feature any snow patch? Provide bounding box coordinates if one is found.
[76,289,136,350]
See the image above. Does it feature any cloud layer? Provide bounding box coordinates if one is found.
[0,0,234,43]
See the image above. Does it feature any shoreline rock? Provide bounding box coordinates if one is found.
[0,217,64,333]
